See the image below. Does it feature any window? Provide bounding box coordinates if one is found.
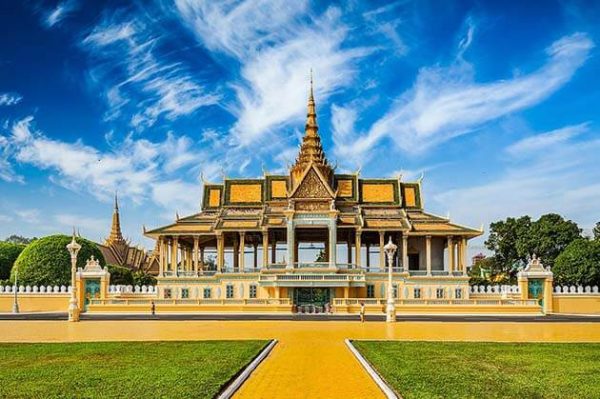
[181,288,189,299]
[249,285,257,299]
[366,284,375,298]
[393,284,398,299]
[436,288,445,299]
[226,285,234,299]
[164,288,172,299]
[455,288,462,299]
[203,288,211,299]
[413,288,421,299]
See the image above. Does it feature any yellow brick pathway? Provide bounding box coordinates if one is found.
[1,320,599,398]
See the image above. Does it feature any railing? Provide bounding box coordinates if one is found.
[333,298,539,306]
[259,274,365,282]
[554,285,599,294]
[470,285,520,294]
[295,262,331,268]
[409,270,428,276]
[89,298,292,306]
[108,285,158,295]
[0,285,71,294]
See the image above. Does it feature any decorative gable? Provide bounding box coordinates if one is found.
[291,165,335,199]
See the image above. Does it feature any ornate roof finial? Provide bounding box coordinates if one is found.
[105,192,125,246]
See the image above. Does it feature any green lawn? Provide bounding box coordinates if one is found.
[0,340,268,399]
[353,341,600,399]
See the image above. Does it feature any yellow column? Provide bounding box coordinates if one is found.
[379,231,385,269]
[171,237,178,273]
[262,230,269,268]
[461,237,468,275]
[447,236,454,273]
[200,246,205,271]
[158,237,165,276]
[365,243,370,268]
[354,229,362,268]
[233,234,239,271]
[426,235,432,276]
[402,234,408,272]
[239,232,245,272]
[193,236,199,275]
[544,276,554,313]
[216,234,224,272]
[518,276,528,300]
[253,243,258,270]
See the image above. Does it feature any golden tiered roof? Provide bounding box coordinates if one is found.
[106,194,126,246]
[290,72,333,188]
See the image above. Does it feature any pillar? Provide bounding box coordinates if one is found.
[402,234,408,272]
[193,236,199,275]
[426,235,432,276]
[347,232,352,265]
[286,219,294,269]
[379,231,385,270]
[366,243,371,269]
[271,239,277,264]
[262,230,269,268]
[543,276,554,313]
[447,236,454,273]
[518,276,528,300]
[171,237,178,274]
[328,220,337,268]
[461,237,468,275]
[253,242,258,270]
[158,237,165,276]
[355,230,362,268]
[233,234,239,271]
[200,246,205,271]
[239,232,245,272]
[216,234,224,272]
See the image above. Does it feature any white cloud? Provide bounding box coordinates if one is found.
[54,213,107,236]
[175,2,371,146]
[43,0,78,28]
[15,209,41,224]
[335,32,594,159]
[0,93,22,106]
[6,116,204,211]
[433,123,600,234]
[505,123,588,156]
[82,14,219,129]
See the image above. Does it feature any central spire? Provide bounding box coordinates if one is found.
[106,192,126,246]
[290,70,333,188]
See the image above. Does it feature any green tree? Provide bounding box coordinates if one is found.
[3,235,37,245]
[106,265,134,285]
[132,270,157,286]
[593,222,600,241]
[553,239,600,286]
[11,235,105,286]
[520,214,581,268]
[485,216,532,275]
[0,242,26,280]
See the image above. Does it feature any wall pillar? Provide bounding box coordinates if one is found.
[262,230,269,268]
[193,236,199,275]
[200,246,205,271]
[355,230,362,268]
[544,276,554,313]
[271,240,277,264]
[328,220,337,268]
[426,235,432,276]
[286,219,294,269]
[233,234,239,271]
[402,234,408,272]
[366,243,371,269]
[216,233,224,272]
[447,236,454,273]
[461,237,468,275]
[158,237,165,276]
[347,232,353,265]
[253,242,258,270]
[239,232,245,272]
[171,237,178,275]
[379,231,385,270]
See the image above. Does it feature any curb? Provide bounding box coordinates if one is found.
[217,339,277,399]
[345,339,400,399]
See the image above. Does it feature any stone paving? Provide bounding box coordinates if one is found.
[1,320,599,398]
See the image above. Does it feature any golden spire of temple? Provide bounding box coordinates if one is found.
[106,192,126,245]
[290,70,333,187]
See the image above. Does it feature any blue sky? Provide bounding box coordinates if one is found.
[0,0,599,256]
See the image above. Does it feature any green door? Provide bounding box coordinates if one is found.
[528,279,544,306]
[84,279,101,311]
[294,288,331,308]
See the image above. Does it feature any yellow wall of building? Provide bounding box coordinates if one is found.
[553,296,600,314]
[0,295,69,312]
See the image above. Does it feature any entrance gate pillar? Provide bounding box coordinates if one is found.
[517,255,554,314]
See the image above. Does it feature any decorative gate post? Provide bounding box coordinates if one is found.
[517,255,554,314]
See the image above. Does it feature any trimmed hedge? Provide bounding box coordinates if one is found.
[11,235,105,286]
[0,242,26,280]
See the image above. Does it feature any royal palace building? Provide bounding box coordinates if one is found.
[144,81,484,313]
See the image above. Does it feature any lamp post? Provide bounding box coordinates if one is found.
[66,233,81,322]
[384,236,397,323]
[12,263,19,314]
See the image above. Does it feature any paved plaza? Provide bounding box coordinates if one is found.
[1,320,599,398]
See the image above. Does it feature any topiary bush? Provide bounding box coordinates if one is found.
[11,235,105,286]
[0,242,26,280]
[105,265,134,286]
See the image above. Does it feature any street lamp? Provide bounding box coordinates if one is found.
[66,233,81,322]
[384,236,397,323]
[12,263,19,314]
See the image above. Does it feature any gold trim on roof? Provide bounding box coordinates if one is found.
[362,183,395,203]
[208,189,221,207]
[404,187,416,207]
[337,180,353,197]
[229,183,262,203]
[222,221,259,228]
[271,180,287,198]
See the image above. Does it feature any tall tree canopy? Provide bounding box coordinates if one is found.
[3,235,37,245]
[0,242,26,280]
[485,213,581,276]
[553,239,600,286]
[593,222,600,241]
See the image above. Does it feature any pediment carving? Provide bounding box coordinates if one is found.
[292,168,333,199]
